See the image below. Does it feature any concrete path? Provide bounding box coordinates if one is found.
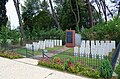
[0,57,90,79]
[34,46,69,59]
[14,58,38,65]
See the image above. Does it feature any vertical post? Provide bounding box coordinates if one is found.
[32,45,34,58]
[42,49,44,58]
[26,48,27,57]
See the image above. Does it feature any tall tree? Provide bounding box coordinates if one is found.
[49,0,60,29]
[21,0,41,39]
[86,0,93,27]
[13,0,26,44]
[110,0,120,18]
[70,0,80,28]
[0,0,8,29]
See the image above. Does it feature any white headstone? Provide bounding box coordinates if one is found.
[86,40,90,47]
[51,41,54,48]
[57,40,59,46]
[80,47,85,57]
[54,40,57,46]
[100,41,104,46]
[85,47,90,57]
[60,40,62,46]
[111,41,115,49]
[74,47,79,56]
[96,40,100,46]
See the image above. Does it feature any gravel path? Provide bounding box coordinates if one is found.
[0,57,91,79]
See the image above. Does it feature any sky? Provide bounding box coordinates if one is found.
[6,0,118,29]
[6,0,25,29]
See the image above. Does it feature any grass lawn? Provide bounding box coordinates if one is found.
[15,48,41,56]
[15,46,64,56]
[52,48,103,68]
[46,46,64,51]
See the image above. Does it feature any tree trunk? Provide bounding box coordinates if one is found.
[13,0,26,45]
[95,0,102,22]
[70,0,80,29]
[86,0,93,27]
[100,0,107,23]
[49,0,60,29]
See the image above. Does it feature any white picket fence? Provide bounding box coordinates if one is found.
[25,39,62,51]
[74,40,116,59]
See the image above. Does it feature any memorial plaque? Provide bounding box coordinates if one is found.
[67,32,72,43]
[66,30,75,47]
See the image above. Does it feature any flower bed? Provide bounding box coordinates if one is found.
[38,57,100,78]
[0,51,24,59]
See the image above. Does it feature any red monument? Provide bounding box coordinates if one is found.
[66,30,75,47]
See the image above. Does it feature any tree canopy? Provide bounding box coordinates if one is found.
[0,0,8,29]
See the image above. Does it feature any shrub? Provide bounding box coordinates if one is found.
[38,60,65,71]
[64,57,74,70]
[99,59,113,78]
[67,65,77,73]
[0,51,23,59]
[81,68,100,78]
[81,18,120,44]
[115,63,120,79]
[75,62,82,72]
[53,57,61,63]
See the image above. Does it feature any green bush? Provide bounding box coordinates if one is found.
[38,58,101,78]
[99,59,113,78]
[115,63,120,79]
[81,18,120,43]
[28,29,66,44]
[0,52,23,59]
[81,68,100,78]
[75,62,82,72]
[64,57,74,70]
[53,57,61,63]
[38,60,65,71]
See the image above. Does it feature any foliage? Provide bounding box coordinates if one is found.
[32,10,53,30]
[26,28,65,44]
[10,30,21,45]
[0,51,23,59]
[115,63,120,79]
[0,26,9,47]
[38,57,100,78]
[38,58,65,71]
[99,59,113,78]
[0,26,21,47]
[53,57,61,63]
[81,67,100,78]
[81,18,120,43]
[21,0,41,35]
[54,0,101,30]
[0,0,8,28]
[64,57,74,70]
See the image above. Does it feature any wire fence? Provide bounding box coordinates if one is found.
[51,51,111,69]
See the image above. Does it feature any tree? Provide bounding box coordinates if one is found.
[49,0,60,29]
[21,0,41,39]
[86,0,93,27]
[92,0,113,23]
[70,0,80,28]
[0,0,8,29]
[110,0,120,18]
[13,0,26,43]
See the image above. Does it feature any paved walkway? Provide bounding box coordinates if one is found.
[34,46,69,59]
[0,57,90,79]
